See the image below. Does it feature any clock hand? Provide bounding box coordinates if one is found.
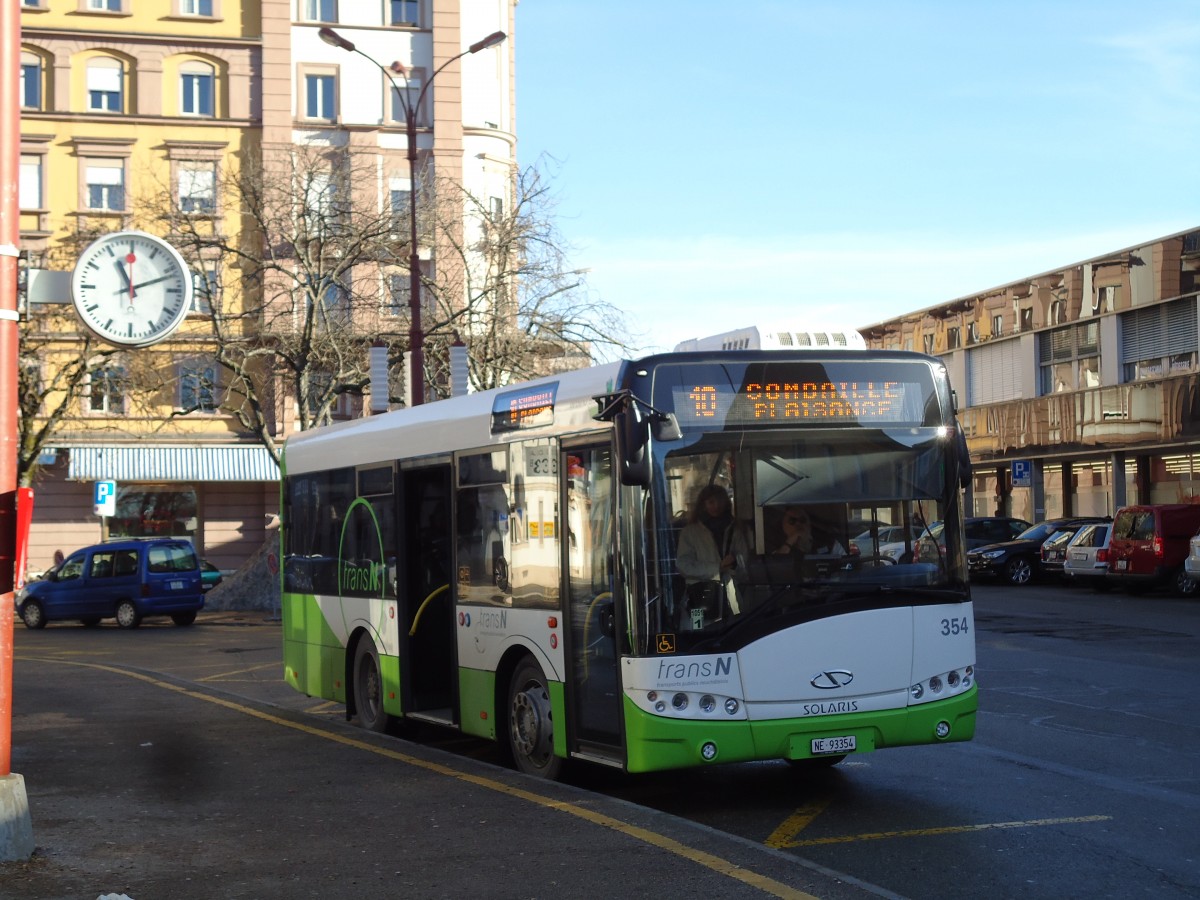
[115,259,132,292]
[125,251,137,304]
[129,274,178,292]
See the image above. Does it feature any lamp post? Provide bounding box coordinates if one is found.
[319,26,506,406]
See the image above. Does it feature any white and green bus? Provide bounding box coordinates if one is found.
[280,350,976,778]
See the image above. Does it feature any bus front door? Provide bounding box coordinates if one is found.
[402,464,457,722]
[563,443,623,758]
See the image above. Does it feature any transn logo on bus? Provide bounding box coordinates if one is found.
[340,562,383,594]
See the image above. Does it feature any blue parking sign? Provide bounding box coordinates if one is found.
[1011,460,1031,488]
[93,480,117,516]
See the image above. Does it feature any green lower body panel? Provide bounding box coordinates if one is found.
[459,668,497,741]
[622,686,977,773]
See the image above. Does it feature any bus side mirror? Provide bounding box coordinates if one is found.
[616,403,651,487]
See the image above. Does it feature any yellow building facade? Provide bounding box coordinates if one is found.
[19,0,274,577]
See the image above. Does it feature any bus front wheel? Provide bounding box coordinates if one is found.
[353,641,393,734]
[507,659,563,780]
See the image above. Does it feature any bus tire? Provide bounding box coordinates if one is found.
[507,658,563,780]
[353,640,393,734]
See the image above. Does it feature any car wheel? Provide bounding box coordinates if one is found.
[1005,556,1033,586]
[116,600,142,629]
[1174,568,1198,597]
[171,611,197,627]
[507,658,563,780]
[20,601,46,630]
[79,616,102,627]
[352,640,392,733]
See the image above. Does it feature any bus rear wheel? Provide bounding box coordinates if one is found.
[353,641,392,734]
[507,659,563,780]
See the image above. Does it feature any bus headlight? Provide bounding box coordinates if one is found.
[910,667,974,706]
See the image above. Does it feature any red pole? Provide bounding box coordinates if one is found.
[0,0,21,777]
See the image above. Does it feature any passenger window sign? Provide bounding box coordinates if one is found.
[93,480,116,517]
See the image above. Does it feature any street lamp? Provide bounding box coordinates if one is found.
[319,26,506,405]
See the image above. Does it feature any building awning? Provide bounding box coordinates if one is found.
[65,445,280,483]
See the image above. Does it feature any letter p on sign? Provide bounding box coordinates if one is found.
[94,480,117,516]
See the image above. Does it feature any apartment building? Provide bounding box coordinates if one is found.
[861,228,1200,524]
[17,0,516,578]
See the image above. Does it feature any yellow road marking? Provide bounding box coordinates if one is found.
[765,797,834,848]
[778,815,1112,848]
[17,655,819,900]
[197,661,280,682]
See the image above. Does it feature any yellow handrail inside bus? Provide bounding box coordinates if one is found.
[582,591,612,680]
[408,583,451,637]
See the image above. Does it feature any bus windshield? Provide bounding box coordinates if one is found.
[641,424,967,654]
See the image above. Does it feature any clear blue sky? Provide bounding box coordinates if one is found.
[513,1,1199,354]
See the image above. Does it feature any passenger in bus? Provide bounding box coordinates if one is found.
[676,485,751,623]
[773,506,846,557]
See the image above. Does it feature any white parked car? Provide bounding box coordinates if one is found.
[851,526,921,562]
[1062,522,1113,591]
[1185,529,1200,582]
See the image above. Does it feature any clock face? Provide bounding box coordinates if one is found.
[71,231,195,348]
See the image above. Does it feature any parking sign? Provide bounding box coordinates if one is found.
[1011,460,1031,488]
[93,480,116,516]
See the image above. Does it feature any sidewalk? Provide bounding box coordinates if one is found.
[4,646,888,900]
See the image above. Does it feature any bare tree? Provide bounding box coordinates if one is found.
[139,141,634,461]
[423,160,636,394]
[17,297,173,487]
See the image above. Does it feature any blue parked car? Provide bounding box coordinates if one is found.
[17,538,205,629]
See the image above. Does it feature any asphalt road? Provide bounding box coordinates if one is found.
[5,579,1199,899]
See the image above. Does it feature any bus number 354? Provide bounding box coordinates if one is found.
[941,617,969,636]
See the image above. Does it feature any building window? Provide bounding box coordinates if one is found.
[178,161,216,213]
[946,326,961,350]
[20,53,42,110]
[85,161,125,211]
[1050,299,1066,325]
[389,185,411,229]
[389,71,424,125]
[87,58,124,113]
[387,273,407,316]
[19,155,42,209]
[1120,296,1198,382]
[1095,285,1118,314]
[304,73,336,121]
[180,63,215,116]
[1038,321,1099,394]
[193,265,218,314]
[1018,306,1033,332]
[88,366,126,414]
[86,0,124,10]
[968,339,1024,406]
[301,0,336,22]
[390,0,419,25]
[181,0,214,13]
[922,334,934,354]
[180,363,218,413]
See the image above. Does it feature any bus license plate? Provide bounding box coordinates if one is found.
[811,735,855,755]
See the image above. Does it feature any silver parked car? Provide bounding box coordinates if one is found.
[1062,522,1113,591]
[1185,528,1200,583]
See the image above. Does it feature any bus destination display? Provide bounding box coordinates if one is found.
[663,365,934,427]
[492,382,558,433]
